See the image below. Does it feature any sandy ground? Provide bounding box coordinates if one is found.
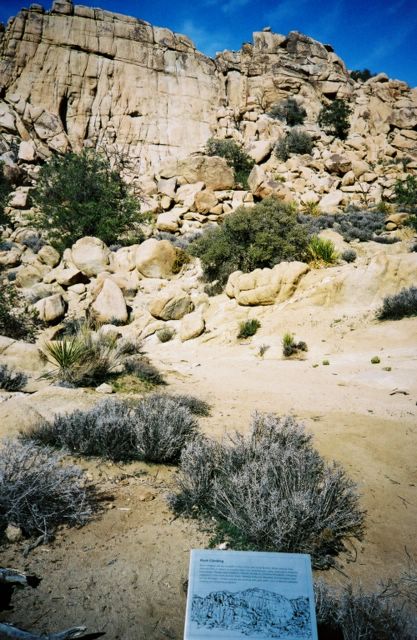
[1,296,416,638]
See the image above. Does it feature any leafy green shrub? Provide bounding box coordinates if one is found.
[308,236,339,264]
[377,287,417,320]
[31,150,141,251]
[371,356,380,364]
[268,97,306,126]
[41,328,138,386]
[318,99,352,140]
[237,319,261,339]
[169,413,365,569]
[322,359,330,365]
[0,279,41,342]
[26,395,199,464]
[298,210,387,243]
[0,440,97,539]
[274,129,314,161]
[0,161,12,227]
[282,332,308,357]
[189,197,309,285]
[156,327,175,343]
[0,365,27,392]
[350,68,375,82]
[341,248,357,263]
[205,138,254,188]
[394,175,417,215]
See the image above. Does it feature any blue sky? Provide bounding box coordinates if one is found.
[1,0,417,86]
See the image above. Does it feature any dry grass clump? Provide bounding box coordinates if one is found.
[315,577,417,640]
[169,413,365,569]
[25,394,200,464]
[0,440,97,540]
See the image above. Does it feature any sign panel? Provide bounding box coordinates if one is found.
[184,550,318,640]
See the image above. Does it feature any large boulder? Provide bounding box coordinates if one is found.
[91,279,128,324]
[226,262,310,306]
[149,288,194,320]
[71,237,110,277]
[34,293,66,323]
[180,311,205,341]
[135,239,177,278]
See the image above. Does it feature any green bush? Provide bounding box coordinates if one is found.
[156,326,175,343]
[394,175,417,216]
[268,97,306,126]
[282,332,308,357]
[0,279,41,342]
[0,161,12,227]
[274,129,314,161]
[205,138,254,188]
[377,287,417,320]
[0,364,28,391]
[237,319,261,339]
[318,99,352,140]
[189,197,309,285]
[31,150,141,251]
[308,236,339,264]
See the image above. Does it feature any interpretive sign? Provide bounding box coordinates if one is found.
[184,550,318,640]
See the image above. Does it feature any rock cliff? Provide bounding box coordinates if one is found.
[1,1,416,178]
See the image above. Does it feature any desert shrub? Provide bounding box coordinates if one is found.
[394,175,417,217]
[189,197,309,285]
[275,129,314,161]
[124,357,165,385]
[257,344,270,358]
[298,210,387,243]
[371,356,381,364]
[308,236,339,264]
[350,68,375,82]
[237,319,261,339]
[21,235,44,254]
[377,287,417,320]
[26,395,199,464]
[169,413,365,568]
[156,326,175,343]
[0,279,41,342]
[341,248,357,263]
[315,580,416,640]
[168,394,211,416]
[318,99,352,140]
[41,328,138,386]
[410,242,417,253]
[282,332,308,357]
[303,200,322,216]
[0,365,27,392]
[0,161,12,228]
[268,97,306,126]
[0,440,96,539]
[31,150,141,251]
[205,138,254,188]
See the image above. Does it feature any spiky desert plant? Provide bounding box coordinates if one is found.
[237,319,261,339]
[308,235,339,264]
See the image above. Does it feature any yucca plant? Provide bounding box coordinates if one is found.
[41,336,89,384]
[308,235,339,264]
[237,319,261,339]
[303,200,322,216]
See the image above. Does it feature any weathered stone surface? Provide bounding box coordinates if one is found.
[34,293,66,322]
[245,140,273,163]
[149,289,194,320]
[15,264,44,288]
[91,279,128,324]
[18,140,36,161]
[160,156,234,190]
[319,190,345,212]
[156,210,182,232]
[194,189,218,213]
[71,237,110,277]
[135,239,177,278]
[226,262,309,306]
[37,244,60,267]
[180,311,205,341]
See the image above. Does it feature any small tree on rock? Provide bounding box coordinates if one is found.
[32,150,141,251]
[0,161,12,228]
[318,99,352,140]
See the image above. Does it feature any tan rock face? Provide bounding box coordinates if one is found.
[149,288,194,320]
[34,293,66,322]
[226,262,310,306]
[91,278,128,324]
[71,237,110,277]
[135,239,177,278]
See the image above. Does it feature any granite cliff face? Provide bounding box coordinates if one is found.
[2,0,415,178]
